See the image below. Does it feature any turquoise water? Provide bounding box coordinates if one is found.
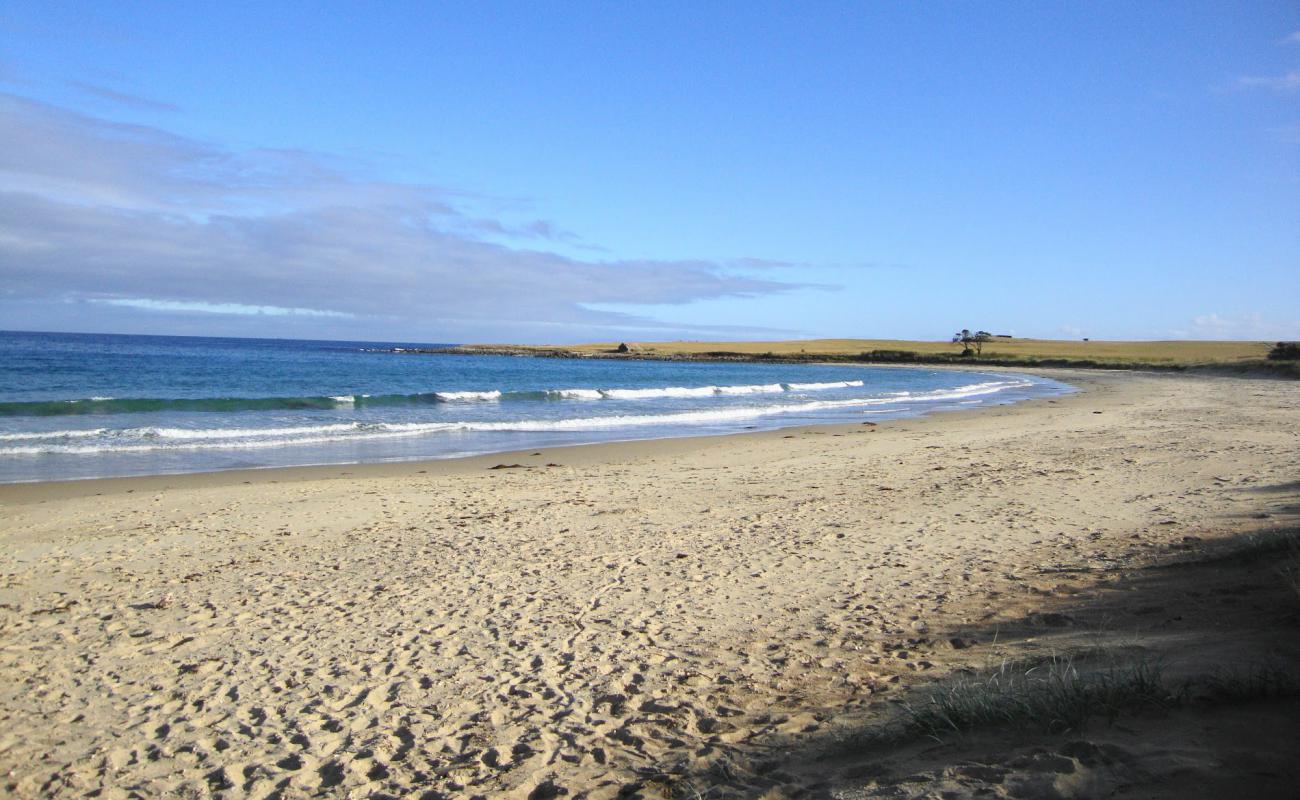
[0,331,1072,482]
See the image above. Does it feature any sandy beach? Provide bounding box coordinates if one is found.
[2,368,1297,799]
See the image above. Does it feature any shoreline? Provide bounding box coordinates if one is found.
[0,364,1086,503]
[2,367,1295,798]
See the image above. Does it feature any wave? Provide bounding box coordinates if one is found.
[597,386,718,399]
[786,380,864,391]
[0,395,352,417]
[147,423,366,440]
[717,383,785,395]
[0,379,1035,456]
[0,404,821,455]
[432,390,502,402]
[914,379,1030,401]
[0,380,872,416]
[0,428,107,442]
[546,389,604,400]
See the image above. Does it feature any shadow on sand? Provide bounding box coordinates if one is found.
[667,511,1300,800]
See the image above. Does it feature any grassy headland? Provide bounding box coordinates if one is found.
[435,338,1296,375]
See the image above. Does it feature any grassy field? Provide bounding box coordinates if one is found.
[467,338,1274,367]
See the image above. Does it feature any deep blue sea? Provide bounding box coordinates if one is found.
[0,331,1073,483]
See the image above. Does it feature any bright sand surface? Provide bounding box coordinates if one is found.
[1,368,1297,798]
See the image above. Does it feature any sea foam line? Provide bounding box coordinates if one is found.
[432,390,503,402]
[0,428,108,442]
[0,379,874,417]
[786,380,864,391]
[0,379,1032,456]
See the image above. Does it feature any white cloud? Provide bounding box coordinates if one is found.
[1238,70,1300,91]
[93,298,353,317]
[0,93,814,341]
[1186,313,1300,340]
[67,81,180,113]
[1269,122,1300,143]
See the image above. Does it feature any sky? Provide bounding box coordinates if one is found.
[1,1,1297,344]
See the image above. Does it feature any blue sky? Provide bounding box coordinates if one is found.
[1,2,1297,343]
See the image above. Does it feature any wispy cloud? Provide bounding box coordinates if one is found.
[1179,312,1300,340]
[727,257,801,270]
[462,215,584,245]
[1268,122,1300,144]
[0,59,20,85]
[1285,31,1300,45]
[92,298,352,317]
[722,256,898,274]
[0,93,812,341]
[1238,70,1300,91]
[67,81,180,112]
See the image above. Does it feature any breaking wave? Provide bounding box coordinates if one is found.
[0,379,1035,456]
[0,380,872,417]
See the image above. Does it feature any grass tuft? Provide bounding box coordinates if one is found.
[1227,529,1300,597]
[895,656,1178,742]
[1202,664,1300,704]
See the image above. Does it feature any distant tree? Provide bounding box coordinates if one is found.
[952,329,994,356]
[1268,342,1300,361]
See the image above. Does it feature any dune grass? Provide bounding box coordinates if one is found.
[1202,664,1300,704]
[895,656,1177,742]
[835,654,1297,753]
[1235,528,1300,598]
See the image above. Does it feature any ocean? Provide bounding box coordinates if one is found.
[0,331,1073,483]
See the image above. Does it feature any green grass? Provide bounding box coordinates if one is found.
[894,656,1178,742]
[830,653,1300,754]
[667,648,1299,796]
[1202,664,1300,704]
[1222,528,1300,597]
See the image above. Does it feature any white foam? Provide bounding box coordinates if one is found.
[912,379,1032,402]
[599,386,719,399]
[839,380,1027,407]
[786,380,864,391]
[596,381,851,399]
[144,423,364,441]
[715,383,785,395]
[0,428,107,441]
[0,378,1038,457]
[434,390,502,401]
[548,389,604,400]
[3,404,831,454]
[0,423,454,455]
[454,396,923,432]
[330,395,356,405]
